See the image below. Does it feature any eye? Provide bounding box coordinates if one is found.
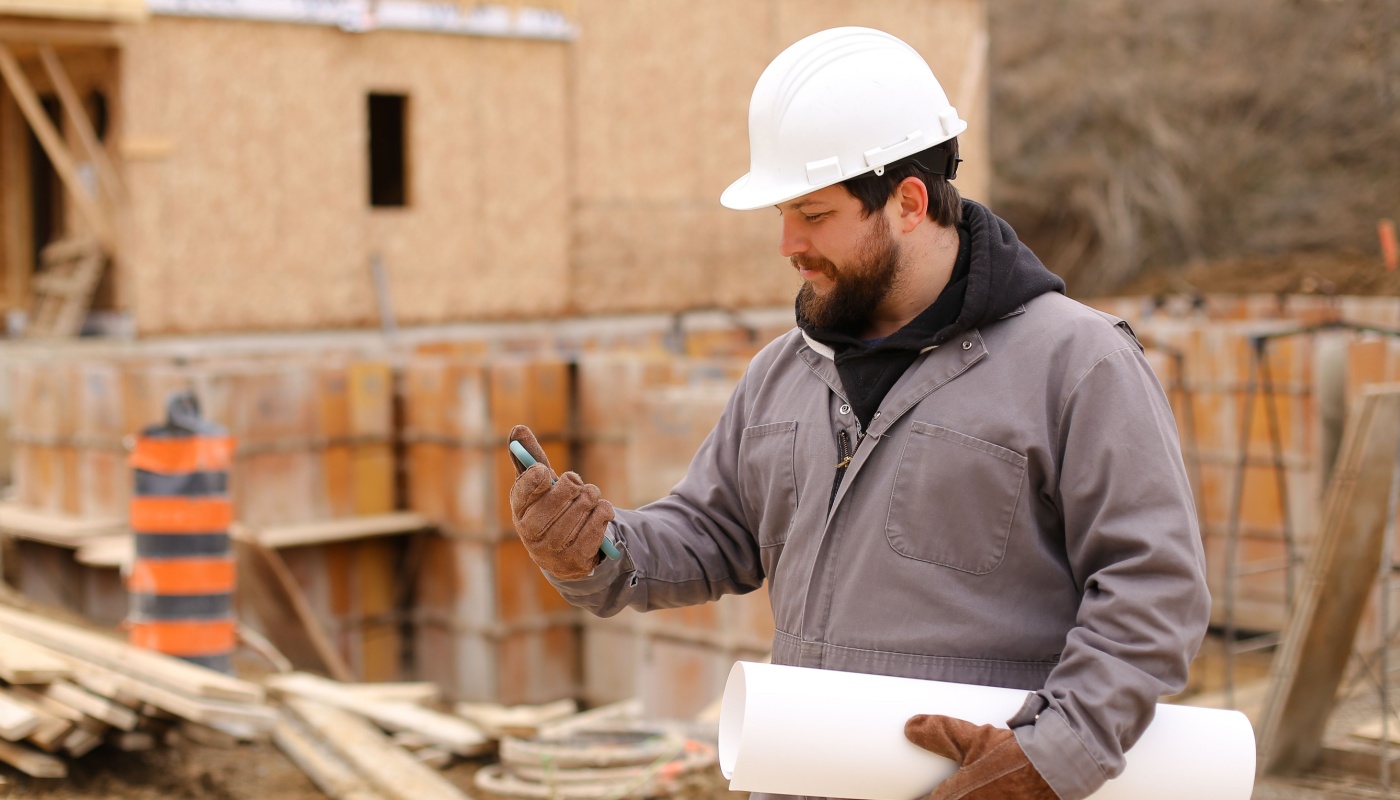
[803,212,828,223]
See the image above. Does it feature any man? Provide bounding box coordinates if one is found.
[507,27,1209,800]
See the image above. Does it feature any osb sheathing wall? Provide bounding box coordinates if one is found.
[117,17,570,334]
[568,0,991,315]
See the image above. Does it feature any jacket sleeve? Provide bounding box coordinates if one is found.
[542,366,766,615]
[1012,344,1211,800]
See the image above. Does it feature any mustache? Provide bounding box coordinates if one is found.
[791,255,833,274]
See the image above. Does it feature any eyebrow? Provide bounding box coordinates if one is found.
[778,200,830,212]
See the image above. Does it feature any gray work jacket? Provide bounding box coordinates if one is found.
[551,291,1211,800]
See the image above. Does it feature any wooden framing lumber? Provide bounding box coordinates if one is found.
[273,712,382,800]
[0,603,264,704]
[46,678,138,730]
[0,691,40,741]
[0,689,73,751]
[267,672,490,756]
[0,43,114,252]
[1256,387,1400,775]
[2,84,31,312]
[37,44,124,204]
[0,503,125,546]
[0,20,122,46]
[251,512,432,549]
[340,682,441,706]
[0,738,66,778]
[0,629,71,683]
[59,656,275,734]
[282,697,470,800]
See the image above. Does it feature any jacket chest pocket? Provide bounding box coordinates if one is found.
[886,422,1027,574]
[738,421,799,547]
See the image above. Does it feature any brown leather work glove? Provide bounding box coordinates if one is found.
[508,425,615,580]
[905,715,1058,800]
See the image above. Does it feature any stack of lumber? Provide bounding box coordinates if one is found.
[0,602,273,779]
[266,674,651,800]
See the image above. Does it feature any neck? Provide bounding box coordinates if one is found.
[860,223,960,339]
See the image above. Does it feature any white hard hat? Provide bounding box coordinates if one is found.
[721,27,967,211]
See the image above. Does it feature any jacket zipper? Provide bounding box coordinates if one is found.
[828,425,861,511]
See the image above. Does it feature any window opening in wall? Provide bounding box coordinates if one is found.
[368,93,408,208]
[87,90,108,141]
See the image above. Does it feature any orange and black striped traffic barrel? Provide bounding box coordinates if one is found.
[127,391,237,672]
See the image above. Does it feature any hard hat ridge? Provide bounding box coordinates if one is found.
[721,27,967,211]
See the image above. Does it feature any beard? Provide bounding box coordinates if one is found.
[794,214,904,334]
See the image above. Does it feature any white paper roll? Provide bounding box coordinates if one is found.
[719,661,1254,800]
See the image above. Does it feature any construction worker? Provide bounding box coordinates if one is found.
[507,26,1209,800]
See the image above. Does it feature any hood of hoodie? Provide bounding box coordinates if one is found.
[797,199,1065,428]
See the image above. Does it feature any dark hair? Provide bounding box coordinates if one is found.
[840,138,962,227]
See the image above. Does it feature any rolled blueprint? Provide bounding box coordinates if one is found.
[719,661,1255,800]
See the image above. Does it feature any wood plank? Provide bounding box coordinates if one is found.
[58,656,276,735]
[253,512,431,550]
[0,691,40,741]
[282,697,470,800]
[0,738,66,778]
[73,533,131,568]
[536,698,644,739]
[0,43,114,252]
[267,672,490,756]
[340,682,441,707]
[0,689,73,751]
[0,502,124,546]
[1256,387,1400,775]
[273,712,383,800]
[232,536,355,682]
[0,629,71,683]
[0,603,264,704]
[0,20,122,46]
[2,86,32,313]
[46,678,138,730]
[454,698,577,738]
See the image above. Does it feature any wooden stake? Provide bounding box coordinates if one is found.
[1256,387,1400,774]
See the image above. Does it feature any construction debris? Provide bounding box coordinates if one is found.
[0,601,272,778]
[476,725,718,799]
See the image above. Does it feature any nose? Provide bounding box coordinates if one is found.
[778,215,808,258]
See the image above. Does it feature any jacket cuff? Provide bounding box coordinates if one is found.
[1014,705,1106,800]
[543,523,632,596]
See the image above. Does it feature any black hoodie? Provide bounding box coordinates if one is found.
[797,199,1065,429]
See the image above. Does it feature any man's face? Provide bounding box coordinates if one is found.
[778,186,904,333]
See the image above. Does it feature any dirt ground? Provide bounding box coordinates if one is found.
[0,740,742,800]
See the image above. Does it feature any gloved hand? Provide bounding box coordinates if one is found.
[508,425,615,580]
[905,715,1058,800]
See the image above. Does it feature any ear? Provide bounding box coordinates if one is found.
[890,176,929,233]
